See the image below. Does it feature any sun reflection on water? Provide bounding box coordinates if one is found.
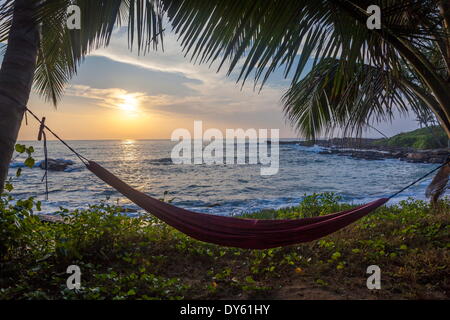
[120,139,138,162]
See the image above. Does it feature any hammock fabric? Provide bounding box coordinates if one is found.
[86,161,388,249]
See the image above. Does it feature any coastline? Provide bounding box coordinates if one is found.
[278,138,449,164]
[8,139,446,216]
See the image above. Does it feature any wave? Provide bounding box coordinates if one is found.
[289,144,327,153]
[146,157,174,165]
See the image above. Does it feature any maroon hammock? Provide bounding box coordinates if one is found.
[86,161,389,249]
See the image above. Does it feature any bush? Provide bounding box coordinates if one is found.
[1,190,449,300]
[376,126,448,149]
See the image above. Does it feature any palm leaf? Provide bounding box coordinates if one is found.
[282,58,436,139]
[162,0,445,87]
[1,0,165,106]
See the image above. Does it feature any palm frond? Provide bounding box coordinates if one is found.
[158,0,450,137]
[34,4,77,106]
[1,0,165,106]
[162,0,444,88]
[281,58,437,139]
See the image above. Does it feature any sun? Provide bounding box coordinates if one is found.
[118,94,139,113]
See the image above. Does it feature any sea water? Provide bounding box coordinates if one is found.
[8,139,446,216]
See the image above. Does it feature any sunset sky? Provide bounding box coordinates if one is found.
[17,27,420,141]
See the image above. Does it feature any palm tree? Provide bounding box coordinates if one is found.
[0,0,449,199]
[0,0,164,192]
[157,0,449,136]
[159,0,450,200]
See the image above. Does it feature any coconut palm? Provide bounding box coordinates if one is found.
[160,0,450,200]
[158,0,449,136]
[0,0,164,192]
[0,0,449,199]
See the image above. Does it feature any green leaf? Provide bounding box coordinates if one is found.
[331,251,341,260]
[24,157,35,168]
[26,146,35,155]
[15,144,26,153]
[4,182,13,192]
[126,289,136,296]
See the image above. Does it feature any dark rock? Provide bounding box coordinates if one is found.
[427,157,446,164]
[297,136,450,163]
[119,207,138,213]
[39,158,74,171]
[392,151,405,158]
[406,152,428,161]
[207,203,221,208]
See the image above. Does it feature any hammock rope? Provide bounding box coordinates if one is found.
[21,107,450,249]
[26,108,89,165]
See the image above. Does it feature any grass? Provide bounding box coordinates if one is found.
[0,192,449,300]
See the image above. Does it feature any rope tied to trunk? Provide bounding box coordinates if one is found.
[25,107,89,166]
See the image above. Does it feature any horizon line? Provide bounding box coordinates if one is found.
[17,137,307,142]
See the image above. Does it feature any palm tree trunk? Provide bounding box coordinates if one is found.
[0,0,39,193]
[439,0,450,81]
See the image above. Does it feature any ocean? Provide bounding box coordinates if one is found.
[8,139,445,216]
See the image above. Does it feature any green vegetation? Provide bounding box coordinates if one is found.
[1,192,449,300]
[375,126,448,150]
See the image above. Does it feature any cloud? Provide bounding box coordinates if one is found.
[86,29,290,122]
[61,28,417,138]
[64,85,150,110]
[91,29,222,82]
[65,81,283,118]
[54,27,287,124]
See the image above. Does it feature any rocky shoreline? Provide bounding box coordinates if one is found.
[316,147,449,163]
[280,138,449,164]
